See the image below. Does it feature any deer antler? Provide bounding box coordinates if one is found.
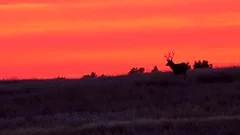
[164,52,175,60]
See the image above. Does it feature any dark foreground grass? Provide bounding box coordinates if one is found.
[2,116,240,135]
[1,67,240,134]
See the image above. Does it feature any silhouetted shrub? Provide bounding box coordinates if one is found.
[151,66,159,72]
[91,72,97,77]
[193,60,213,69]
[128,67,138,75]
[186,62,191,70]
[83,72,97,78]
[83,75,90,78]
[98,74,109,79]
[193,60,201,69]
[138,67,145,73]
[202,60,213,68]
[56,76,66,80]
[100,74,105,78]
[128,67,145,75]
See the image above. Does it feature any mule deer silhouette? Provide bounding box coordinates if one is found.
[164,52,189,79]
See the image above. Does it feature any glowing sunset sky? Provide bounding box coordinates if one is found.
[1,0,240,78]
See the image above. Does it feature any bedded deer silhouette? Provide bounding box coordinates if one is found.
[164,52,190,79]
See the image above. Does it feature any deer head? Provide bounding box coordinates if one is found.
[164,52,175,66]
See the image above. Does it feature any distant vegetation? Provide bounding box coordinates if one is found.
[151,66,160,73]
[83,72,97,78]
[128,67,145,75]
[0,52,215,80]
[193,60,213,69]
[80,57,213,79]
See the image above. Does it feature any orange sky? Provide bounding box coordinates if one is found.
[0,0,240,79]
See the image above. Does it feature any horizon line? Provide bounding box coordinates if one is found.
[1,64,239,80]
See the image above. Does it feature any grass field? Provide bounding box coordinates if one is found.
[1,67,240,135]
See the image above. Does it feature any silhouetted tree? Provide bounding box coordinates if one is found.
[151,66,159,72]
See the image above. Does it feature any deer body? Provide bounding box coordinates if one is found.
[166,61,188,76]
[164,52,189,79]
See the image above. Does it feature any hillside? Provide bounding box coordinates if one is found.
[1,67,240,135]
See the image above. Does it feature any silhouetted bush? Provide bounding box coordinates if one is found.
[128,67,145,75]
[83,72,97,78]
[202,60,213,68]
[100,74,105,78]
[193,60,201,69]
[138,67,145,73]
[56,76,66,80]
[91,72,97,77]
[186,62,191,70]
[128,67,138,75]
[83,75,90,78]
[193,60,213,69]
[151,66,159,72]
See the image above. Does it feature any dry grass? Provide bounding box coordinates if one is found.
[1,115,240,135]
[1,67,240,134]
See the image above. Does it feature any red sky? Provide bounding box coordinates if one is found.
[0,0,240,79]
